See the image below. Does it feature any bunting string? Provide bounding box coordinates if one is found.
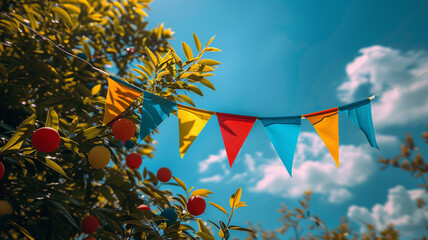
[2,11,428,177]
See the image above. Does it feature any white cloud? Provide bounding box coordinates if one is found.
[347,185,428,237]
[248,132,376,203]
[375,134,400,147]
[338,45,428,128]
[198,149,227,173]
[200,174,224,183]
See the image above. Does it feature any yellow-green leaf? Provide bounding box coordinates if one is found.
[203,47,221,52]
[234,188,242,205]
[196,232,215,240]
[52,7,74,28]
[137,64,153,78]
[131,69,149,80]
[200,78,216,90]
[191,189,213,198]
[178,95,195,107]
[198,59,221,66]
[181,42,193,61]
[208,202,228,216]
[219,229,224,238]
[46,108,59,131]
[8,221,34,240]
[171,51,183,68]
[144,47,158,67]
[193,33,201,52]
[197,219,212,235]
[37,158,69,179]
[173,176,187,191]
[236,201,247,208]
[205,35,216,48]
[187,84,203,96]
[91,84,102,95]
[0,114,36,154]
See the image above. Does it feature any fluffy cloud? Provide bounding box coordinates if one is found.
[347,185,428,237]
[198,149,227,173]
[200,174,224,183]
[338,46,428,128]
[247,132,376,203]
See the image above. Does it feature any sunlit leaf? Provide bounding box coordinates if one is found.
[208,202,228,216]
[191,189,213,198]
[193,33,201,52]
[46,108,59,131]
[198,59,221,66]
[178,95,195,107]
[36,158,69,179]
[173,176,187,191]
[0,114,36,154]
[181,42,193,61]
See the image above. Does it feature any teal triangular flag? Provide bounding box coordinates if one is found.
[339,99,379,149]
[259,116,301,177]
[137,92,177,143]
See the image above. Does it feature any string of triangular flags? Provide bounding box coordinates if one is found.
[2,11,425,177]
[104,75,380,177]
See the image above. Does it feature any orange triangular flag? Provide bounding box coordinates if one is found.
[103,76,142,125]
[304,108,339,167]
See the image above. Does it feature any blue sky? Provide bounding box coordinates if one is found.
[136,0,428,238]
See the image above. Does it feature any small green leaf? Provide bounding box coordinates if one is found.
[0,114,36,154]
[137,64,153,78]
[8,221,34,240]
[173,176,187,192]
[234,188,242,205]
[208,202,228,216]
[91,84,102,95]
[187,84,203,96]
[144,47,158,68]
[36,158,69,179]
[196,232,215,240]
[181,42,193,61]
[51,7,75,28]
[229,225,254,233]
[191,189,213,198]
[46,108,59,131]
[198,59,221,66]
[203,47,221,52]
[178,95,195,107]
[200,78,216,90]
[131,68,149,80]
[193,33,201,52]
[205,35,216,48]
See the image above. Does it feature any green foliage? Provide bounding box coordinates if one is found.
[0,0,247,239]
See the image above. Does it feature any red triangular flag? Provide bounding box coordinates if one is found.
[217,112,257,167]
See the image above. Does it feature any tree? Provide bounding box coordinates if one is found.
[0,0,250,239]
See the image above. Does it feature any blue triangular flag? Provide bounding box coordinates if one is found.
[137,92,177,143]
[339,99,379,149]
[259,116,301,177]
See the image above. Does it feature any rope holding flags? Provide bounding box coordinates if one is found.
[101,70,421,178]
[100,73,399,177]
[1,11,425,178]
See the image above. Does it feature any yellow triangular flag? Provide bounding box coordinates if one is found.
[304,108,339,167]
[178,104,214,158]
[103,76,142,125]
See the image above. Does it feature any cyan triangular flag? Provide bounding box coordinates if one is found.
[137,92,177,143]
[339,99,379,149]
[259,116,301,177]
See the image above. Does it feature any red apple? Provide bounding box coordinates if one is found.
[187,196,206,216]
[137,204,151,211]
[112,118,135,144]
[126,153,142,169]
[157,167,172,182]
[81,215,99,234]
[31,127,60,153]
